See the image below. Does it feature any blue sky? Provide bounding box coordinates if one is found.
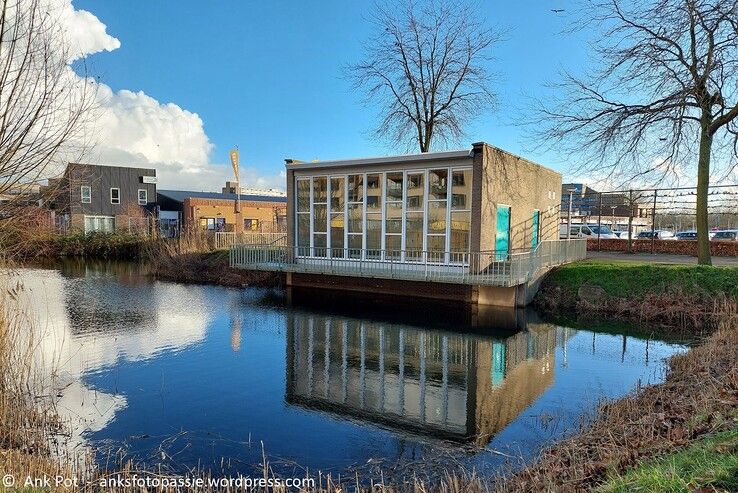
[73,0,589,190]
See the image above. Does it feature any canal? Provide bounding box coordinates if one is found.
[19,260,688,482]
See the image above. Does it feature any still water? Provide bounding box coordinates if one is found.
[20,261,687,481]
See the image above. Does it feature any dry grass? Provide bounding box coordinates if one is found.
[145,230,283,288]
[0,270,87,490]
[496,303,738,492]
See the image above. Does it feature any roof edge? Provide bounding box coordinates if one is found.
[284,149,472,170]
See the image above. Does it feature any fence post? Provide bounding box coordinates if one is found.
[627,189,634,253]
[651,189,658,254]
[597,192,603,251]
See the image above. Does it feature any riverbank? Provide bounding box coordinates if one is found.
[496,305,738,492]
[3,231,149,261]
[535,259,738,330]
[147,246,283,288]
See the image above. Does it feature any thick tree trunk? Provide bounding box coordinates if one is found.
[696,123,712,265]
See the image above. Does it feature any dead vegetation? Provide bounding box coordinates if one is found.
[0,271,86,490]
[144,230,283,288]
[537,283,737,333]
[495,305,738,492]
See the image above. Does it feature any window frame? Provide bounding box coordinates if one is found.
[137,189,147,205]
[294,165,473,264]
[80,185,91,204]
[110,187,120,205]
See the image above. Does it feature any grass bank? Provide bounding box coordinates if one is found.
[497,309,738,492]
[535,259,738,329]
[600,428,738,492]
[3,231,149,261]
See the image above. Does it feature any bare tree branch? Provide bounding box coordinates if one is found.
[530,0,738,265]
[348,0,501,152]
[0,0,95,219]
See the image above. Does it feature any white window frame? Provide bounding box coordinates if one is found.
[294,166,473,265]
[137,189,147,205]
[110,188,120,205]
[83,215,115,234]
[80,186,91,204]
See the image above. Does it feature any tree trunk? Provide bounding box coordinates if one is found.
[696,122,712,265]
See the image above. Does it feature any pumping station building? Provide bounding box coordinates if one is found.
[231,142,585,308]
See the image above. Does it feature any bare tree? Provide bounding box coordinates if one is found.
[533,0,738,265]
[349,0,500,153]
[0,0,94,215]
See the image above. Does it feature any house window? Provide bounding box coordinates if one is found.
[84,215,114,233]
[244,218,259,230]
[138,189,147,205]
[80,186,91,204]
[110,188,120,204]
[199,217,225,231]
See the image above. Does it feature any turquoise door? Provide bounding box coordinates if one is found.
[495,205,511,261]
[532,210,540,248]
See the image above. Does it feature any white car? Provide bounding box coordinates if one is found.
[636,230,676,240]
[560,224,619,239]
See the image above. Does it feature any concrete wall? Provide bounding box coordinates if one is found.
[471,143,561,253]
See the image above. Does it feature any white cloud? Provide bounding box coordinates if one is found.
[50,0,284,192]
[47,0,120,60]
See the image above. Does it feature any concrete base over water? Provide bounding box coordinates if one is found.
[286,272,540,309]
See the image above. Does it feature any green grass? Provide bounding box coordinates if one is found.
[600,429,738,492]
[547,260,738,298]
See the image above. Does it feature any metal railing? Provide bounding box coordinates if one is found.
[230,239,586,287]
[215,232,287,249]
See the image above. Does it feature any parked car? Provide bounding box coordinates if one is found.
[677,230,716,240]
[560,224,581,239]
[676,230,697,240]
[559,224,619,239]
[636,230,676,240]
[711,230,738,241]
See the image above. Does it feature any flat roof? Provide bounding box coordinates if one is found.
[285,149,472,170]
[157,189,287,203]
[67,162,157,172]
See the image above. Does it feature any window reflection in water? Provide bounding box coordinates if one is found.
[286,312,567,447]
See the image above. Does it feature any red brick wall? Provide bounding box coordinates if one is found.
[587,238,738,257]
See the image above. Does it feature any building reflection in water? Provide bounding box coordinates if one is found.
[286,312,569,447]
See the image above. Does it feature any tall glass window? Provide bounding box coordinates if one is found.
[347,174,364,258]
[450,169,472,254]
[297,179,310,253]
[366,174,382,259]
[427,169,447,260]
[405,172,424,261]
[385,173,403,260]
[330,177,345,258]
[313,177,327,257]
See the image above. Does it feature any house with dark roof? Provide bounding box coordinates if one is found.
[157,187,287,234]
[42,163,157,233]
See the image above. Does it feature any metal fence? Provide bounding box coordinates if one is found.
[230,239,586,287]
[561,184,738,252]
[215,231,287,250]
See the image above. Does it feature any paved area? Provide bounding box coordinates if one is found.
[587,251,738,266]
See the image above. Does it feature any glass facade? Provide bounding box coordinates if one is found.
[295,167,472,263]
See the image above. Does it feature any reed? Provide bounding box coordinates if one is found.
[0,267,86,490]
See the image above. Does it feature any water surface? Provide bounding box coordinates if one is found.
[20,260,687,481]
